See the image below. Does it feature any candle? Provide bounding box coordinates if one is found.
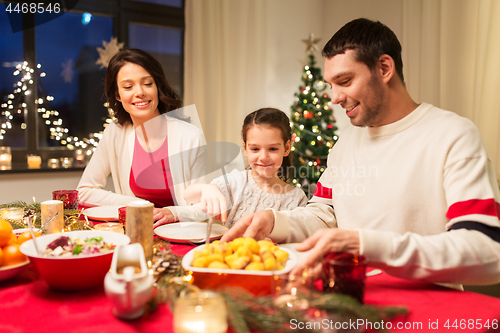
[75,149,85,164]
[0,207,24,222]
[27,154,42,169]
[47,158,59,169]
[52,190,79,210]
[94,222,124,234]
[40,200,64,234]
[173,291,228,333]
[0,146,12,170]
[126,200,154,261]
[60,157,73,168]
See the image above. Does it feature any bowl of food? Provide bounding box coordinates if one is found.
[182,237,297,296]
[20,230,130,291]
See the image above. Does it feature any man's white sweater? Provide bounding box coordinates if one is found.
[270,103,500,285]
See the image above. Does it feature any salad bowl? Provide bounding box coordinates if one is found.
[20,230,130,291]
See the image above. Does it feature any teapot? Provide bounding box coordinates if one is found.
[104,243,154,320]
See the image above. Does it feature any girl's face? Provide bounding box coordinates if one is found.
[243,125,290,180]
[116,62,160,127]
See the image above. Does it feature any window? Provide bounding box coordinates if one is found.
[0,0,184,171]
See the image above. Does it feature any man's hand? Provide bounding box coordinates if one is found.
[221,209,275,242]
[291,228,360,276]
[153,208,176,228]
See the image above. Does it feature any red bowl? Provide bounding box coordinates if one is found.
[20,230,130,291]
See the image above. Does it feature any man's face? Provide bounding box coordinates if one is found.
[324,50,386,127]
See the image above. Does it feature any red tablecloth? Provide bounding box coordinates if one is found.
[2,243,500,333]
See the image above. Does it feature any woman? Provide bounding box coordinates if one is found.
[77,49,209,223]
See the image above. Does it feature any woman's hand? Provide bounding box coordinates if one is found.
[153,207,177,228]
[199,184,228,223]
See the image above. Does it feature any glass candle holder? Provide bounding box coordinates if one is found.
[322,252,367,303]
[52,190,79,210]
[27,154,42,169]
[94,222,124,234]
[47,158,60,169]
[272,267,314,311]
[60,157,73,168]
[0,207,24,223]
[0,146,12,170]
[173,291,228,333]
[75,149,85,163]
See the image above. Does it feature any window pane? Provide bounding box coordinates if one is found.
[132,0,183,8]
[129,23,183,96]
[35,12,113,148]
[0,10,26,148]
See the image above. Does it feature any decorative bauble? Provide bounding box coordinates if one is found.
[305,149,313,157]
[321,122,328,131]
[304,111,314,119]
[315,81,325,90]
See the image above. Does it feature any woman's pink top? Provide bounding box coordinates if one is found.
[129,135,175,207]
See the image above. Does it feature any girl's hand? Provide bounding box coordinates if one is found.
[200,184,228,223]
[153,207,177,228]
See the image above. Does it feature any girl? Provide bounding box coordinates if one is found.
[155,107,308,228]
[77,49,209,223]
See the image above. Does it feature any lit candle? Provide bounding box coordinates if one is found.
[173,291,228,333]
[75,149,85,163]
[60,157,73,168]
[0,207,24,222]
[47,158,59,169]
[27,154,42,169]
[0,146,12,170]
[94,222,124,234]
[126,200,154,261]
[40,200,64,234]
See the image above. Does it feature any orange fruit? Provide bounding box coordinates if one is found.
[0,219,13,247]
[0,247,3,266]
[17,231,41,245]
[2,243,27,267]
[7,232,17,245]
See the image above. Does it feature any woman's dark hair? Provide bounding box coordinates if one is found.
[322,18,405,84]
[241,107,292,181]
[104,48,183,125]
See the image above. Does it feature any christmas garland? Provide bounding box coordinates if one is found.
[149,239,408,333]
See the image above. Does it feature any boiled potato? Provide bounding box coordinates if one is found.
[190,237,289,271]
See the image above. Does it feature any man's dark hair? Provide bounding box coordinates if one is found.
[322,18,404,83]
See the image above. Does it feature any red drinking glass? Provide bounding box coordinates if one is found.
[322,252,367,303]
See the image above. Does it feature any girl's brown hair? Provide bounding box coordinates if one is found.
[104,48,182,125]
[241,108,292,181]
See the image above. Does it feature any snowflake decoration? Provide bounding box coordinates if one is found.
[60,59,74,83]
[96,37,124,69]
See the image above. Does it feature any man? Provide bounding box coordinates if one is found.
[221,18,500,285]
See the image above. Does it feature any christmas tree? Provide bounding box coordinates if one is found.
[289,34,338,197]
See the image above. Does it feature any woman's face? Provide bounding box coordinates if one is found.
[116,62,160,126]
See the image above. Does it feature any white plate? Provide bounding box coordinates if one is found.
[82,205,123,221]
[154,222,228,244]
[0,260,30,282]
[182,244,297,276]
[13,228,41,235]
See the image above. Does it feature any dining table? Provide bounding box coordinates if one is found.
[2,241,500,333]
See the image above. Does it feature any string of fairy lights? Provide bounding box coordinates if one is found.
[0,61,113,156]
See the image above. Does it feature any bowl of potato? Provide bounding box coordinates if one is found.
[181,237,297,296]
